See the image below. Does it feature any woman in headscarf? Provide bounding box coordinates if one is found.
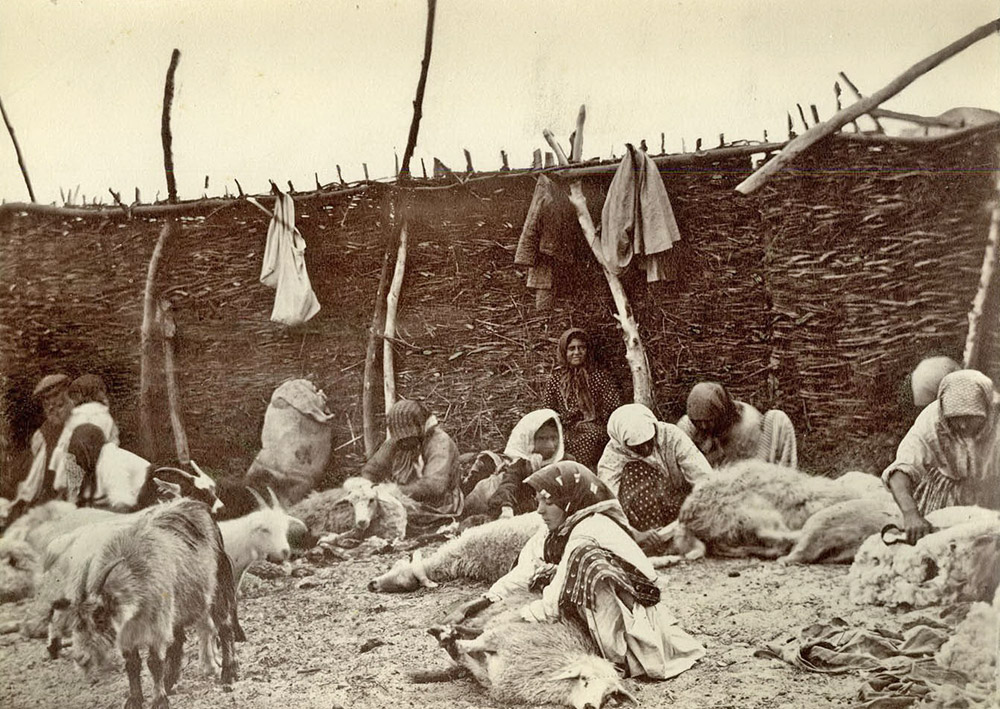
[883,369,1000,544]
[676,381,797,469]
[442,461,704,680]
[463,409,567,518]
[361,399,463,530]
[598,403,712,534]
[544,328,623,469]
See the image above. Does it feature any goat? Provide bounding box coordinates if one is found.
[218,487,306,591]
[428,593,636,709]
[369,512,544,593]
[65,498,238,708]
[671,462,880,559]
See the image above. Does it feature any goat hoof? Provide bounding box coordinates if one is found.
[221,664,239,685]
[123,698,144,709]
[150,697,170,709]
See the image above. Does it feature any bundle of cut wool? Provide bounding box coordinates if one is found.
[848,506,1000,608]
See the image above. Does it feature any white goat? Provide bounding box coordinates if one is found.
[218,487,305,591]
[369,512,544,593]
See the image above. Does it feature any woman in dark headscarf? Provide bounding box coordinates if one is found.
[361,399,463,529]
[544,328,623,469]
[444,461,704,681]
[677,381,797,469]
[883,369,1000,544]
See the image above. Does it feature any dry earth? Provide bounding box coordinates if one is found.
[0,546,913,709]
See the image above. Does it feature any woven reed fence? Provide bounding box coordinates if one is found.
[1,126,997,492]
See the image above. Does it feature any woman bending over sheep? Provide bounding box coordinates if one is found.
[360,399,462,532]
[463,409,569,519]
[444,461,704,680]
[597,404,712,536]
[677,381,798,469]
[883,369,1000,545]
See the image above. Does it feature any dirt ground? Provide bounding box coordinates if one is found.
[0,541,920,709]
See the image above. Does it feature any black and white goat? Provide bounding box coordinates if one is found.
[65,498,238,709]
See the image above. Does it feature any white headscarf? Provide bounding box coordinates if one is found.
[503,408,564,472]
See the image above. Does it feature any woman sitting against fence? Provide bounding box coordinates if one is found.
[361,398,463,530]
[597,403,712,536]
[440,461,704,680]
[883,369,1000,545]
[463,408,568,518]
[544,327,623,469]
[676,381,798,469]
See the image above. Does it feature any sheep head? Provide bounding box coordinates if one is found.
[368,549,435,592]
[342,477,379,532]
[549,655,637,709]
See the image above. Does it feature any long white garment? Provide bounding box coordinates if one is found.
[50,402,119,491]
[260,191,321,326]
[95,443,151,508]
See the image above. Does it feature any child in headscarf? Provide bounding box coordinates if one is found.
[883,369,1000,544]
[544,328,623,469]
[597,403,712,534]
[466,409,566,517]
[677,381,797,469]
[361,399,463,530]
[443,461,704,681]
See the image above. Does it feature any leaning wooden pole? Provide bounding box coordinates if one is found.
[362,194,398,455]
[544,106,654,408]
[0,95,36,203]
[399,0,437,179]
[383,218,409,416]
[963,147,1000,371]
[736,18,1000,195]
[158,300,191,463]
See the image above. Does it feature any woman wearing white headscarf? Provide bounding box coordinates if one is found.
[463,409,567,518]
[883,369,1000,544]
[597,403,712,533]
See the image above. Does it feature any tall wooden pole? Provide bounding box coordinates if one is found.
[544,106,655,408]
[963,147,1000,371]
[383,219,409,416]
[161,49,181,203]
[0,95,36,203]
[736,18,1000,195]
[399,0,437,179]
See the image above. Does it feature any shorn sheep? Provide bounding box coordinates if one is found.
[671,462,884,560]
[291,476,407,541]
[777,494,902,565]
[65,498,238,709]
[848,506,1000,608]
[0,538,37,603]
[369,512,545,592]
[429,593,636,709]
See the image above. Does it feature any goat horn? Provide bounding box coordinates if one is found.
[188,460,206,477]
[91,557,125,596]
[248,487,268,510]
[267,486,282,510]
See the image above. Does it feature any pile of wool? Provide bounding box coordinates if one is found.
[0,538,38,603]
[848,506,1000,608]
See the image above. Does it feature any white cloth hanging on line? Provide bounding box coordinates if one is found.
[259,191,321,326]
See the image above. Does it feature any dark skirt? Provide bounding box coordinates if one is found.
[617,460,691,531]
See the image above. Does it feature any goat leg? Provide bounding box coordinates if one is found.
[123,649,144,709]
[215,618,238,685]
[163,627,185,694]
[147,649,170,709]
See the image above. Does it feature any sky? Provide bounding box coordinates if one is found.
[1,0,998,205]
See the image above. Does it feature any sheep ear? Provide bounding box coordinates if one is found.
[248,488,269,510]
[548,667,582,681]
[154,478,182,500]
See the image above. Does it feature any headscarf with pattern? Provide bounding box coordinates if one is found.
[385,399,435,485]
[525,461,632,564]
[556,328,598,423]
[686,382,739,435]
[933,370,998,482]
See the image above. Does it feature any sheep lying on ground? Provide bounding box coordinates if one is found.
[672,462,883,560]
[291,477,407,541]
[0,538,37,603]
[3,501,79,549]
[777,494,902,565]
[848,506,1000,608]
[427,593,636,709]
[369,512,544,592]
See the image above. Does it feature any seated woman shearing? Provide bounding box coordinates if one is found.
[441,461,705,680]
[464,408,568,518]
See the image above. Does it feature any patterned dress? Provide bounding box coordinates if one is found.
[617,460,692,530]
[545,368,622,469]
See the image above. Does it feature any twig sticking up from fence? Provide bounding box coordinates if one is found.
[735,17,1000,195]
[420,158,427,179]
[337,165,346,186]
[464,149,474,173]
[500,150,509,171]
[161,49,181,203]
[532,149,542,169]
[838,72,884,134]
[543,105,654,408]
[235,179,245,198]
[661,133,665,154]
[834,81,860,133]
[963,146,1000,370]
[363,163,370,181]
[383,219,409,415]
[796,103,810,130]
[787,113,797,139]
[399,0,438,179]
[0,95,35,202]
[810,105,820,124]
